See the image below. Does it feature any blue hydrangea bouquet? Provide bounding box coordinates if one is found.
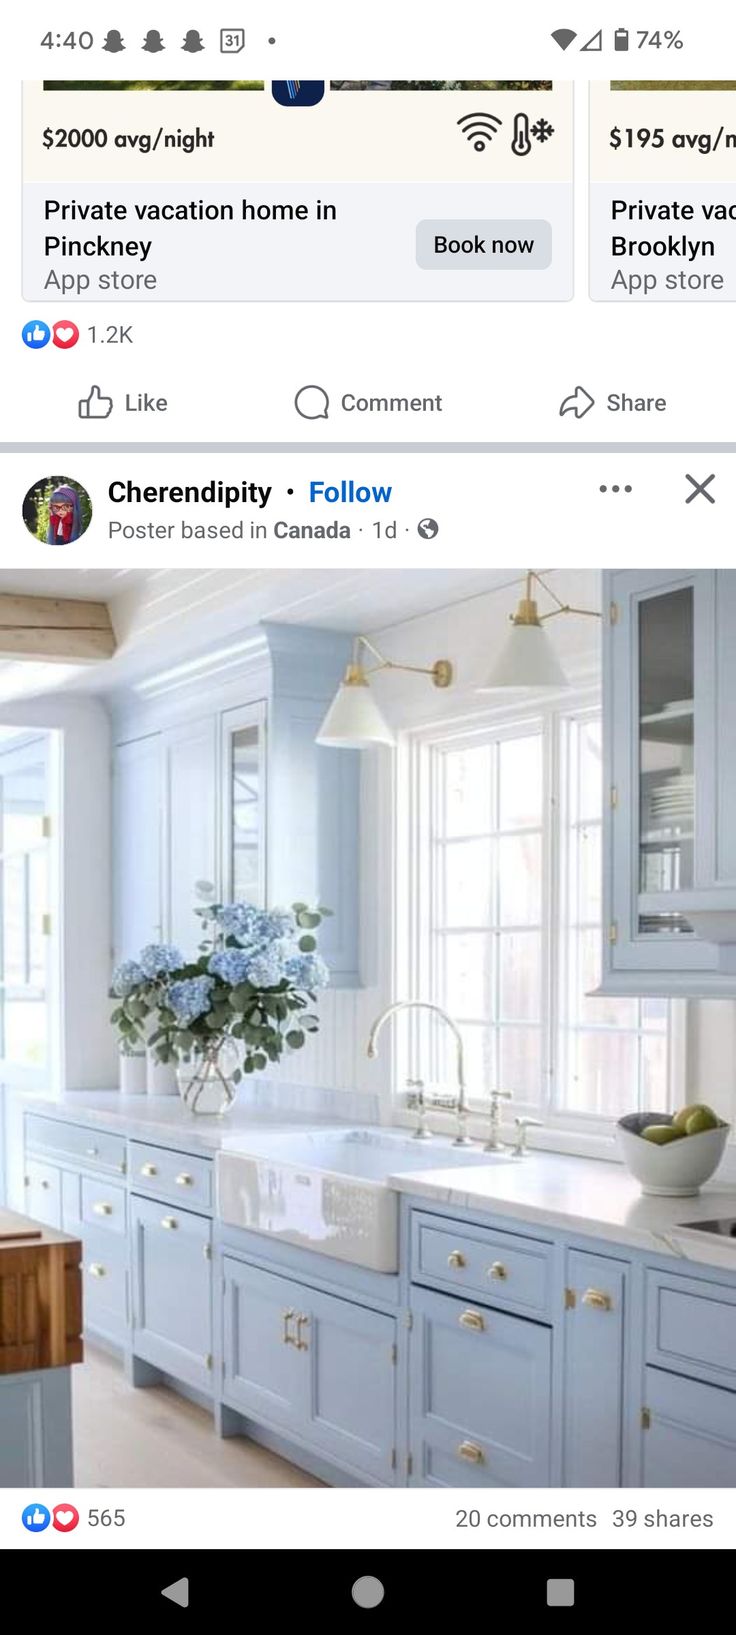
[110,901,330,1113]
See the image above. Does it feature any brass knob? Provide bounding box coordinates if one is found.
[88,1263,107,1279]
[447,1251,466,1269]
[141,1163,158,1177]
[582,1288,613,1312]
[176,1173,194,1187]
[85,1147,99,1158]
[459,1309,485,1333]
[41,1179,50,1190]
[458,1441,484,1465]
[487,1261,508,1281]
[161,1216,178,1230]
[93,1202,113,1216]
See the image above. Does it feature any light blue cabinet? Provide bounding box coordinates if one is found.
[603,568,736,995]
[0,1368,74,1486]
[562,1249,627,1486]
[113,733,163,962]
[409,1284,552,1487]
[20,1110,736,1489]
[131,1195,213,1392]
[222,1256,397,1483]
[642,1368,736,1486]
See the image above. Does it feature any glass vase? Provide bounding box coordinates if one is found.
[177,1037,240,1116]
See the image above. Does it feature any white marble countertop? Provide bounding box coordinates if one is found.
[17,1090,350,1155]
[388,1151,736,1266]
[16,1092,736,1269]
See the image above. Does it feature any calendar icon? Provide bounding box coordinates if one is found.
[220,27,245,53]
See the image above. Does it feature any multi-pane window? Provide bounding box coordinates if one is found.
[411,705,669,1124]
[0,737,51,1080]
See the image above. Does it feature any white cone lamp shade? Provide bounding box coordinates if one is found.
[316,665,395,748]
[479,596,570,691]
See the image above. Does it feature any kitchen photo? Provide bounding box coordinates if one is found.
[2,566,736,1490]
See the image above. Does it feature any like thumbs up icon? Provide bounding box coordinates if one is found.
[79,384,113,419]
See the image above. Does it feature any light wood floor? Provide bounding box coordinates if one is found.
[73,1344,323,1488]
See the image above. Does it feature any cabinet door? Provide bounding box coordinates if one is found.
[221,702,267,908]
[131,1196,212,1392]
[563,1249,626,1486]
[82,1226,128,1347]
[113,735,163,962]
[0,1369,74,1486]
[300,1285,397,1484]
[643,1367,736,1486]
[222,1258,306,1434]
[603,569,728,992]
[163,718,218,956]
[24,1158,61,1228]
[409,1285,552,1487]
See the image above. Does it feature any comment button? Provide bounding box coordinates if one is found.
[416,219,552,271]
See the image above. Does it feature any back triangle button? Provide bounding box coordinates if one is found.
[161,1578,189,1609]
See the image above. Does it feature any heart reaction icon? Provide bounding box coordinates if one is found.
[52,321,80,350]
[52,1503,80,1532]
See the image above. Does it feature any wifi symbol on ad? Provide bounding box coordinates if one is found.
[457,111,503,153]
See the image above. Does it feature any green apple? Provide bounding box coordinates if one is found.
[641,1124,685,1145]
[685,1108,719,1136]
[672,1102,717,1132]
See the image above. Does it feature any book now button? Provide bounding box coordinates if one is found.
[416,219,552,269]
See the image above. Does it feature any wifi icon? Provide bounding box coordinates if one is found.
[457,111,503,153]
[551,28,577,49]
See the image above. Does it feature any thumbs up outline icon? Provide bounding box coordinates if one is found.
[79,385,114,419]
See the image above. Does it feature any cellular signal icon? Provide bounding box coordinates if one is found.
[457,111,503,152]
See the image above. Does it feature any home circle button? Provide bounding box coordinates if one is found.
[351,1576,385,1609]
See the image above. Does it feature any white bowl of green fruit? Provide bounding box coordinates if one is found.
[616,1104,730,1196]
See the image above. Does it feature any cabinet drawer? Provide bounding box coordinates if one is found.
[24,1159,62,1229]
[411,1212,552,1318]
[646,1270,736,1390]
[643,1367,736,1487]
[25,1114,126,1176]
[409,1284,552,1487]
[81,1177,127,1236]
[130,1141,212,1212]
[81,1228,128,1345]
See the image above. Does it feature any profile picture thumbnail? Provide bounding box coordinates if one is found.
[22,475,92,545]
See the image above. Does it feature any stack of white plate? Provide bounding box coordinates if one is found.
[648,773,694,828]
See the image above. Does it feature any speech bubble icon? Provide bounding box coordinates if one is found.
[295,384,329,420]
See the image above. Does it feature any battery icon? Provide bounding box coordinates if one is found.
[614,27,629,49]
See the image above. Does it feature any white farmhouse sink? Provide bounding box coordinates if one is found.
[216,1127,506,1273]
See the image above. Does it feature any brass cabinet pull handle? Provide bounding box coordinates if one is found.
[447,1251,466,1269]
[88,1263,107,1279]
[582,1287,613,1312]
[295,1313,310,1351]
[141,1163,158,1177]
[85,1147,99,1158]
[487,1261,508,1281]
[458,1440,485,1465]
[161,1216,178,1230]
[93,1202,113,1216]
[176,1172,194,1187]
[282,1308,296,1346]
[459,1309,485,1333]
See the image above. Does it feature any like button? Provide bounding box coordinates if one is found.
[79,385,113,419]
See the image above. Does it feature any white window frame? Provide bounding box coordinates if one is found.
[396,689,684,1157]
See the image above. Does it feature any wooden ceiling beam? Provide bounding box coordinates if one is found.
[0,595,116,663]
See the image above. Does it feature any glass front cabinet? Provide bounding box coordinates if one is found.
[602,569,736,995]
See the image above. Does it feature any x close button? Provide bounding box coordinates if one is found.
[685,473,716,504]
